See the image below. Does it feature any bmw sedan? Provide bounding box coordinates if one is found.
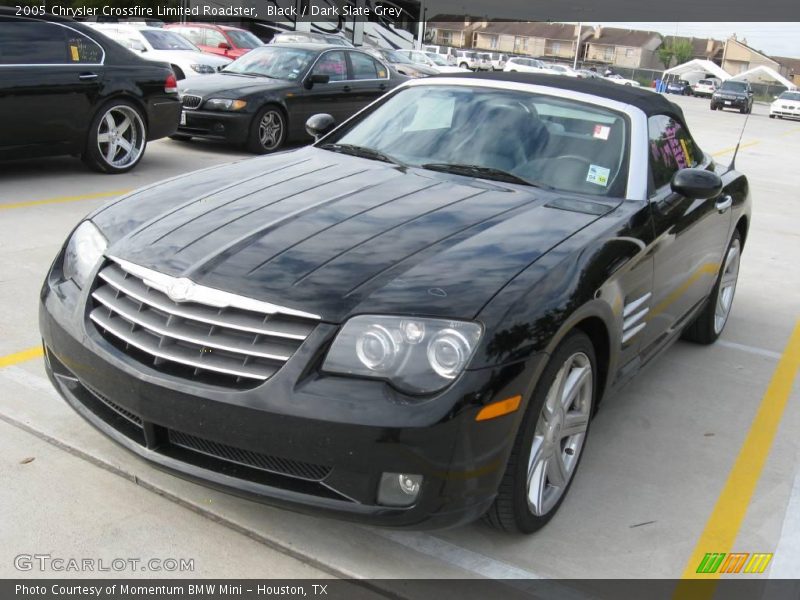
[40,73,750,532]
[174,44,406,153]
[0,10,181,173]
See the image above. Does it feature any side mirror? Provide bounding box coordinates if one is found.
[304,73,330,89]
[218,42,231,50]
[670,168,723,200]
[306,113,336,140]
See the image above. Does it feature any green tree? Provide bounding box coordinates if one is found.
[657,40,674,69]
[671,38,694,66]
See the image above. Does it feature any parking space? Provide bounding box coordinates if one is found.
[1,95,799,583]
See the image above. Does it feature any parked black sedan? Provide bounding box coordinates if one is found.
[174,44,406,153]
[0,10,181,173]
[40,73,750,532]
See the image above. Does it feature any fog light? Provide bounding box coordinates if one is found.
[377,472,423,507]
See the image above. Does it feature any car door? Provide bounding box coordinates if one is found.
[639,114,732,356]
[345,50,391,112]
[0,19,104,155]
[203,27,231,58]
[290,50,352,133]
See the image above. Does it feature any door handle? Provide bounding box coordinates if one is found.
[342,85,352,92]
[715,195,732,213]
[79,72,98,80]
[379,83,387,90]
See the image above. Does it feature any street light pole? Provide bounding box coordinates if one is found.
[573,22,582,70]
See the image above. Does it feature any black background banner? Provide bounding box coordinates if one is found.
[2,0,800,22]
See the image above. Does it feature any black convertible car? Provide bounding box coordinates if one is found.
[40,73,750,532]
[174,44,406,153]
[0,10,181,173]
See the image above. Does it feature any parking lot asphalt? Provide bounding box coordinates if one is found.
[1,95,799,584]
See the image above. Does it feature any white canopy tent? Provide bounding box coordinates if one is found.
[729,66,797,90]
[662,59,731,83]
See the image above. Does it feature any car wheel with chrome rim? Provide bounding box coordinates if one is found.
[246,105,287,154]
[83,101,147,174]
[682,230,742,344]
[484,331,596,533]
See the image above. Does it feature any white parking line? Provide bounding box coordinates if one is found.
[717,340,783,360]
[768,468,800,577]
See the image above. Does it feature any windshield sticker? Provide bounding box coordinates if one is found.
[586,165,610,187]
[593,125,611,140]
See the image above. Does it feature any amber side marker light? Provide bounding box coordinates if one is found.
[475,395,522,421]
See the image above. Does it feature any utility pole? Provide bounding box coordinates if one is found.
[573,22,582,69]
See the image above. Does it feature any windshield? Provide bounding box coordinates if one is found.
[141,30,197,51]
[427,53,448,66]
[778,91,800,101]
[721,81,747,92]
[698,79,713,85]
[222,46,315,80]
[328,85,628,196]
[380,50,412,64]
[226,30,263,49]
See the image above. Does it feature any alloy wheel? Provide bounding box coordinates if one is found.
[258,110,284,151]
[527,351,593,516]
[96,106,145,169]
[714,237,741,334]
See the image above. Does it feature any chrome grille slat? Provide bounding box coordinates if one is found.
[98,263,314,340]
[89,259,319,387]
[181,94,202,109]
[92,287,298,361]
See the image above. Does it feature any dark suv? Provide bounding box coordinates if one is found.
[710,80,754,114]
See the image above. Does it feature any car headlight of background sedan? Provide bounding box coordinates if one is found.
[322,315,482,394]
[204,98,248,111]
[190,64,216,74]
[62,221,107,289]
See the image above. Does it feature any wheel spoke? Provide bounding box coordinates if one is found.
[97,133,110,143]
[560,412,589,438]
[527,454,548,514]
[117,138,132,153]
[116,117,131,135]
[561,365,590,410]
[104,112,116,131]
[105,141,117,162]
[547,450,568,487]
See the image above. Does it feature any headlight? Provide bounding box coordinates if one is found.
[204,98,248,111]
[322,315,482,394]
[190,64,215,74]
[62,221,107,288]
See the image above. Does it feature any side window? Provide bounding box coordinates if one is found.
[64,29,104,64]
[176,27,204,46]
[648,114,703,192]
[349,52,387,80]
[0,21,69,64]
[205,29,227,47]
[312,51,347,82]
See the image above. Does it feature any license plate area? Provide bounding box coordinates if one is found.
[180,111,187,126]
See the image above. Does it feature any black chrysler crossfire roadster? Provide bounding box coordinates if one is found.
[40,73,750,532]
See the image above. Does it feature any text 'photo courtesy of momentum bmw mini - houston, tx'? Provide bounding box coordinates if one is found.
[40,73,750,532]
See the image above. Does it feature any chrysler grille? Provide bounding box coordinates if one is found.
[181,94,202,110]
[89,258,320,388]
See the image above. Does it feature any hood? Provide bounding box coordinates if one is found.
[772,98,800,107]
[178,72,292,97]
[91,148,617,322]
[148,49,231,66]
[716,87,748,97]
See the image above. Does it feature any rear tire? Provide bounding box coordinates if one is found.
[82,100,147,174]
[484,331,596,533]
[245,105,287,154]
[682,230,742,345]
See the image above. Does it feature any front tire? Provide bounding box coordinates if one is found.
[682,230,742,344]
[484,331,596,533]
[82,100,147,174]
[245,105,287,154]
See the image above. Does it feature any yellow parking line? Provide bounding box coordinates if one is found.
[677,320,800,587]
[0,346,44,368]
[712,140,760,157]
[779,127,800,137]
[0,189,130,211]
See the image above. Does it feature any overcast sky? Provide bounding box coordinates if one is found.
[590,23,800,57]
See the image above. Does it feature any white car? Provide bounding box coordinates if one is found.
[605,73,641,87]
[692,78,719,98]
[546,64,580,78]
[454,50,489,71]
[503,57,551,73]
[486,52,509,71]
[423,44,456,66]
[88,24,231,80]
[770,90,800,120]
[394,50,470,74]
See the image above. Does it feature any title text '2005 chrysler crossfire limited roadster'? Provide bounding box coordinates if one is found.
[40,73,750,533]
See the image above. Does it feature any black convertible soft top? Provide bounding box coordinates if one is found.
[436,71,685,120]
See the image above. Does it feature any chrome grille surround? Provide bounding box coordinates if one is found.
[89,257,320,388]
[181,94,202,110]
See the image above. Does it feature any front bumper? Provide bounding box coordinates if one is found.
[39,264,538,529]
[712,96,748,109]
[176,108,252,144]
[770,107,800,118]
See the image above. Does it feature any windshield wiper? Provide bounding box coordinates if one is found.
[320,143,405,167]
[421,163,550,188]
